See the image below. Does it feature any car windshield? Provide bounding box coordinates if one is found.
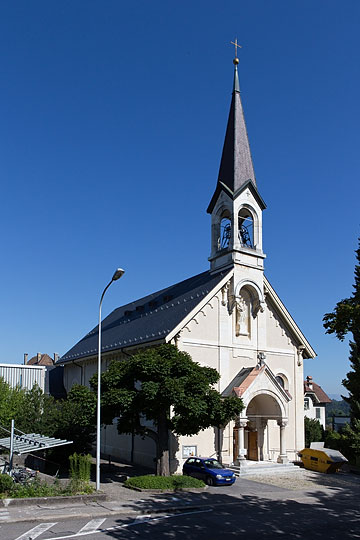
[204,459,224,469]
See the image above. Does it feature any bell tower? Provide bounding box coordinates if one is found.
[207,53,266,275]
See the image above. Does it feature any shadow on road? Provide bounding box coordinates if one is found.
[102,476,360,539]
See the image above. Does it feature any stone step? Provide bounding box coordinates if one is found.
[226,462,299,477]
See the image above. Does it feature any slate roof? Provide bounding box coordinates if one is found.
[207,63,264,214]
[60,269,230,363]
[304,380,331,404]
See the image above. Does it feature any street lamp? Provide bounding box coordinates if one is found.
[96,268,125,491]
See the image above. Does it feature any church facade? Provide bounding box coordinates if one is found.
[60,58,315,471]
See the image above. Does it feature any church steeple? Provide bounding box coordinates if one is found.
[208,54,266,273]
[217,59,256,194]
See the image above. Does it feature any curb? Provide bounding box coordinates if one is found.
[0,492,107,508]
[124,485,208,493]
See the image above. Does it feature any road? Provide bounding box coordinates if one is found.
[2,487,360,540]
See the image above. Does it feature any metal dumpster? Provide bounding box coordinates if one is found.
[298,447,348,473]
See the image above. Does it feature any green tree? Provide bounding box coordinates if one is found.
[92,344,243,476]
[54,385,97,456]
[323,238,360,457]
[304,417,324,448]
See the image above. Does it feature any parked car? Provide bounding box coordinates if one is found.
[183,457,236,486]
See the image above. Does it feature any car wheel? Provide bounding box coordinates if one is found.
[206,476,214,486]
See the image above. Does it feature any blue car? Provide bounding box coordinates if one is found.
[183,457,236,486]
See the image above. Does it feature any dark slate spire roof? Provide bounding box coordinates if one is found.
[207,61,264,214]
[218,62,256,191]
[59,269,230,363]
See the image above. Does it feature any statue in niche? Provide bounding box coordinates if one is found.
[235,295,250,336]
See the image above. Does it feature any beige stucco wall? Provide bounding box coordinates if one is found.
[63,273,307,472]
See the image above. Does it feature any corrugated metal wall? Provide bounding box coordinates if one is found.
[0,364,46,392]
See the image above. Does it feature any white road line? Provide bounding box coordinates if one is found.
[132,514,152,524]
[15,522,57,540]
[40,509,212,540]
[77,519,106,533]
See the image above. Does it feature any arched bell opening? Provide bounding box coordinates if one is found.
[238,207,254,248]
[216,209,232,251]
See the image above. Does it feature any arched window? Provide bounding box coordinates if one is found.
[275,375,285,389]
[238,208,254,248]
[219,217,231,250]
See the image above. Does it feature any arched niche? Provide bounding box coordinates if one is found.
[235,287,251,337]
[235,279,265,317]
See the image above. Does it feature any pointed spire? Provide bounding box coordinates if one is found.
[217,58,256,194]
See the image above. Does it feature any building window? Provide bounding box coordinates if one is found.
[316,407,321,419]
[276,376,285,389]
[304,398,310,410]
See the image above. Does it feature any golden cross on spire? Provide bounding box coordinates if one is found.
[231,38,242,64]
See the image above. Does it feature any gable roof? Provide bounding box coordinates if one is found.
[264,276,316,359]
[27,354,54,366]
[60,269,231,363]
[304,381,331,404]
[222,364,291,403]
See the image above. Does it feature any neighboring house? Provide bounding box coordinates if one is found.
[26,353,57,366]
[304,375,331,430]
[59,58,316,472]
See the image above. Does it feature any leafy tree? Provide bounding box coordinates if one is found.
[323,239,360,433]
[53,385,97,456]
[304,417,323,448]
[14,385,59,436]
[92,344,243,476]
[0,378,96,463]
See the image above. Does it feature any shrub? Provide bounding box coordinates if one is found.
[0,474,14,493]
[124,475,205,491]
[69,453,92,482]
[305,417,324,447]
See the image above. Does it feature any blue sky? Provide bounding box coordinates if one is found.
[0,1,359,395]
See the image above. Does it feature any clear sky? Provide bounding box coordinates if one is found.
[0,1,359,395]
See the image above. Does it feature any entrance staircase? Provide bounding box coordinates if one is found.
[227,460,299,477]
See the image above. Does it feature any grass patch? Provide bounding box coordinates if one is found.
[0,474,95,499]
[124,475,205,491]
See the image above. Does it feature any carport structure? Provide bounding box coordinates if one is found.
[0,420,72,475]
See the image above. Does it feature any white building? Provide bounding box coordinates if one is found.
[0,363,46,392]
[304,375,331,430]
[60,57,316,471]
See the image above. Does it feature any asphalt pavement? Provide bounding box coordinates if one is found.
[0,461,359,536]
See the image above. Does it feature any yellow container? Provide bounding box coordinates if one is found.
[298,447,347,473]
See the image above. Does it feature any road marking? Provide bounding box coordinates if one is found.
[130,514,151,525]
[15,522,57,540]
[41,509,212,539]
[78,519,106,533]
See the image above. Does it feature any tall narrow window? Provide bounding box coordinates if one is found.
[219,217,231,249]
[238,209,254,248]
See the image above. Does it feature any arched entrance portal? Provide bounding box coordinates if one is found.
[233,392,288,464]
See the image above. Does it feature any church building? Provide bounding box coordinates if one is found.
[60,56,316,471]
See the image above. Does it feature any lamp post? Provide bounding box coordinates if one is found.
[96,268,125,491]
